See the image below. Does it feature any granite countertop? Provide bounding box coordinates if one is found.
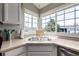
[0,36,79,53]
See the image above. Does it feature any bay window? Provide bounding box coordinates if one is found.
[42,4,79,34]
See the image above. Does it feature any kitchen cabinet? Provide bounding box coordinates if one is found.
[18,53,27,56]
[0,3,4,22]
[0,44,57,56]
[27,44,57,56]
[28,52,53,56]
[3,3,20,24]
[3,45,27,56]
[57,46,79,56]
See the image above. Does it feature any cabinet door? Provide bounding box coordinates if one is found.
[28,52,53,56]
[18,53,27,56]
[0,4,3,22]
[27,44,57,56]
[28,45,53,52]
[5,46,27,56]
[4,3,19,24]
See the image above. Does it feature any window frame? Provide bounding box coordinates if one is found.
[24,13,38,32]
[42,4,79,34]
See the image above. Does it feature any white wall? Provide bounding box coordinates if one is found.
[23,3,39,14]
[40,3,64,14]
[19,4,24,30]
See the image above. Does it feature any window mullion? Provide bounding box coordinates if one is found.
[55,13,57,32]
[74,7,76,34]
[64,10,65,33]
[31,16,33,28]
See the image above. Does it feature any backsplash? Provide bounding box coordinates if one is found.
[0,24,20,31]
[57,36,79,41]
[0,24,21,40]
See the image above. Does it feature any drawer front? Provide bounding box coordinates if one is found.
[28,52,53,56]
[5,46,26,56]
[18,53,27,56]
[28,45,53,52]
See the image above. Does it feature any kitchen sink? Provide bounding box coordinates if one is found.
[28,36,51,41]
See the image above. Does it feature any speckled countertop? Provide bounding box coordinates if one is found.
[0,36,79,53]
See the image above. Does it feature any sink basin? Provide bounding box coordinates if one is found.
[28,36,51,41]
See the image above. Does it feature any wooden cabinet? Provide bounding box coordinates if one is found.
[3,3,20,24]
[27,44,57,56]
[4,45,27,56]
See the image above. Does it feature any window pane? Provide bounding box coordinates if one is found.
[65,12,74,19]
[33,16,35,19]
[24,17,29,22]
[57,26,65,32]
[45,23,48,26]
[76,26,79,33]
[65,19,74,26]
[57,15,64,21]
[51,17,55,20]
[28,14,32,18]
[42,17,46,20]
[24,26,29,32]
[57,21,64,26]
[42,24,46,28]
[24,22,29,27]
[29,23,31,27]
[29,18,32,23]
[42,19,46,24]
[46,15,50,19]
[24,13,29,17]
[76,19,79,25]
[33,19,37,23]
[65,7,74,13]
[65,26,75,33]
[33,16,37,20]
[33,23,37,28]
[24,13,37,32]
[76,10,79,18]
[46,19,50,23]
[76,5,79,10]
[50,14,55,17]
[57,11,64,15]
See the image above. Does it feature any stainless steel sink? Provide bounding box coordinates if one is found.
[28,36,51,41]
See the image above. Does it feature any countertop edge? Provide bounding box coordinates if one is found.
[0,37,79,53]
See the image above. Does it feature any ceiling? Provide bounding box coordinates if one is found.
[33,3,50,9]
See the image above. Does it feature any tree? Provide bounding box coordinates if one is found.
[45,19,60,32]
[45,19,55,32]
